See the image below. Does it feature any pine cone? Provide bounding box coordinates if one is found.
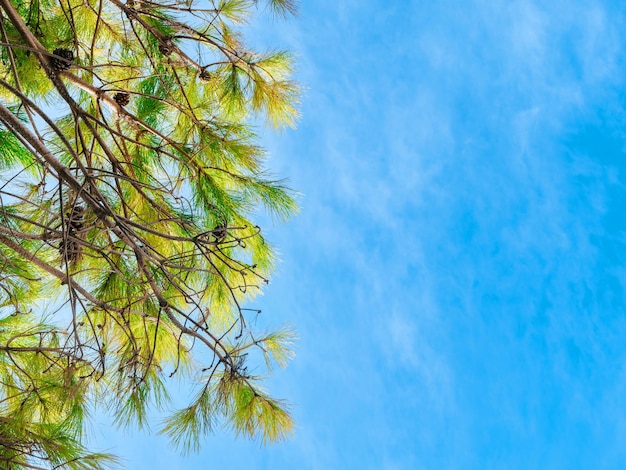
[59,205,85,264]
[59,239,82,264]
[113,92,130,107]
[212,224,228,243]
[68,205,84,232]
[51,48,73,71]
[199,69,212,82]
[159,38,175,56]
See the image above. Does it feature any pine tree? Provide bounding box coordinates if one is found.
[0,0,299,466]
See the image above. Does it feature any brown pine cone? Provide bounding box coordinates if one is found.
[113,92,130,106]
[199,69,212,82]
[159,38,175,56]
[68,205,84,232]
[51,48,73,71]
[59,205,85,264]
[59,239,82,264]
[212,224,228,243]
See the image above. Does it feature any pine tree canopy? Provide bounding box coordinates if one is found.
[0,0,299,467]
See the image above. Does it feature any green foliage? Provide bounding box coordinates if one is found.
[0,0,299,466]
[0,313,121,468]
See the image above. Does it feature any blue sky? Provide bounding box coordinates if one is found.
[91,0,626,468]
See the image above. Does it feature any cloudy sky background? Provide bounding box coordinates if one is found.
[90,0,626,467]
